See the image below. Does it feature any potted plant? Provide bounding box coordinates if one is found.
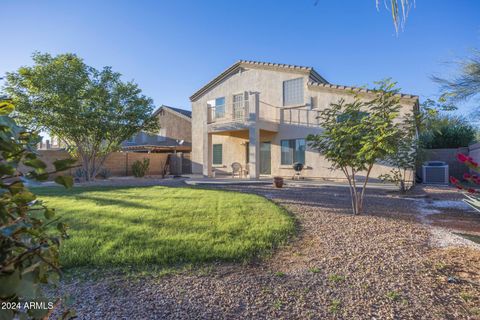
[273,176,284,188]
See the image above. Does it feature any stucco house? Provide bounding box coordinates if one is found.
[121,105,192,154]
[190,60,419,180]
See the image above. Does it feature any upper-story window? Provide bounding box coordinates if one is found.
[207,97,225,119]
[283,78,304,106]
[233,93,245,120]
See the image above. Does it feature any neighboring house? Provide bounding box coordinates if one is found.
[190,60,419,179]
[121,105,192,153]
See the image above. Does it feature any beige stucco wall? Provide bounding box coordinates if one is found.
[157,109,192,143]
[191,64,418,180]
[18,150,168,179]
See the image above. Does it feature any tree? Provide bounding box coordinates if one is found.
[307,80,408,214]
[419,117,476,149]
[314,0,415,35]
[0,99,75,319]
[433,49,480,105]
[4,52,159,181]
[379,118,418,193]
[375,0,415,34]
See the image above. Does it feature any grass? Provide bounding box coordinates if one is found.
[308,267,321,274]
[329,299,341,314]
[328,274,346,283]
[33,186,295,268]
[386,290,401,301]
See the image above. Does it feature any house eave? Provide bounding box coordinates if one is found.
[190,60,329,102]
[307,81,419,101]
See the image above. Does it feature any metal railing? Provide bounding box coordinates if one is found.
[280,108,321,127]
[207,97,321,127]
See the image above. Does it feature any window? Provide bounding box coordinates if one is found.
[213,144,223,165]
[283,78,304,106]
[281,139,306,165]
[207,97,225,119]
[233,93,244,120]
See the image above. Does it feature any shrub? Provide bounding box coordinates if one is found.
[132,158,150,177]
[379,123,418,193]
[420,115,476,149]
[74,167,86,180]
[450,154,480,213]
[0,99,75,319]
[97,168,111,179]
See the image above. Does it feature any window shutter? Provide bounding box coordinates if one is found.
[213,144,223,165]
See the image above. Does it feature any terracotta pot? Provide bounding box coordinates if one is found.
[273,176,284,188]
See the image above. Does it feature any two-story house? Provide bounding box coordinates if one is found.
[191,60,419,180]
[122,105,192,153]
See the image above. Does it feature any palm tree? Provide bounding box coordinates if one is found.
[376,0,415,34]
[433,50,480,104]
[314,1,415,34]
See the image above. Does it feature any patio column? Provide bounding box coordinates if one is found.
[248,126,260,179]
[248,91,259,122]
[203,132,212,177]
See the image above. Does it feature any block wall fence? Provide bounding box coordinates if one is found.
[19,150,168,179]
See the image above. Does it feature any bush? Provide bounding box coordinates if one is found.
[97,167,111,179]
[0,100,75,319]
[132,158,150,177]
[420,113,476,149]
[74,167,86,180]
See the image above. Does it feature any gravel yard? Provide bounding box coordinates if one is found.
[55,183,480,319]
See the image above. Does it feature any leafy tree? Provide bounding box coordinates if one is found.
[4,52,159,181]
[416,99,476,149]
[307,80,409,214]
[0,99,75,319]
[419,117,476,149]
[379,120,418,193]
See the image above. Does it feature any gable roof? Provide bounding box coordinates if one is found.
[189,60,419,103]
[154,105,192,121]
[190,60,328,102]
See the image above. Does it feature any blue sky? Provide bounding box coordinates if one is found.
[1,0,479,114]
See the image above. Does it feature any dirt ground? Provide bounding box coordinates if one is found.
[54,182,480,319]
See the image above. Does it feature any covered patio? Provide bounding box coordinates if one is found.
[203,127,278,179]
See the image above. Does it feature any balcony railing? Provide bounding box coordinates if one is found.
[280,108,321,127]
[207,97,321,127]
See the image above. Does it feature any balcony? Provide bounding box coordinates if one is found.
[207,95,321,133]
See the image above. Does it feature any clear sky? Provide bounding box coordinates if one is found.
[1,0,479,114]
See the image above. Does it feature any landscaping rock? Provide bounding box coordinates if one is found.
[53,184,480,319]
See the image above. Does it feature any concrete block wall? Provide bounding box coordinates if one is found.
[19,150,168,179]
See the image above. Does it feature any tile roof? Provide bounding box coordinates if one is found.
[307,81,419,99]
[163,105,192,118]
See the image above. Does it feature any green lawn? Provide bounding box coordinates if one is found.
[34,186,294,268]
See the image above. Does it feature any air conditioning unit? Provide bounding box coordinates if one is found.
[422,161,449,185]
